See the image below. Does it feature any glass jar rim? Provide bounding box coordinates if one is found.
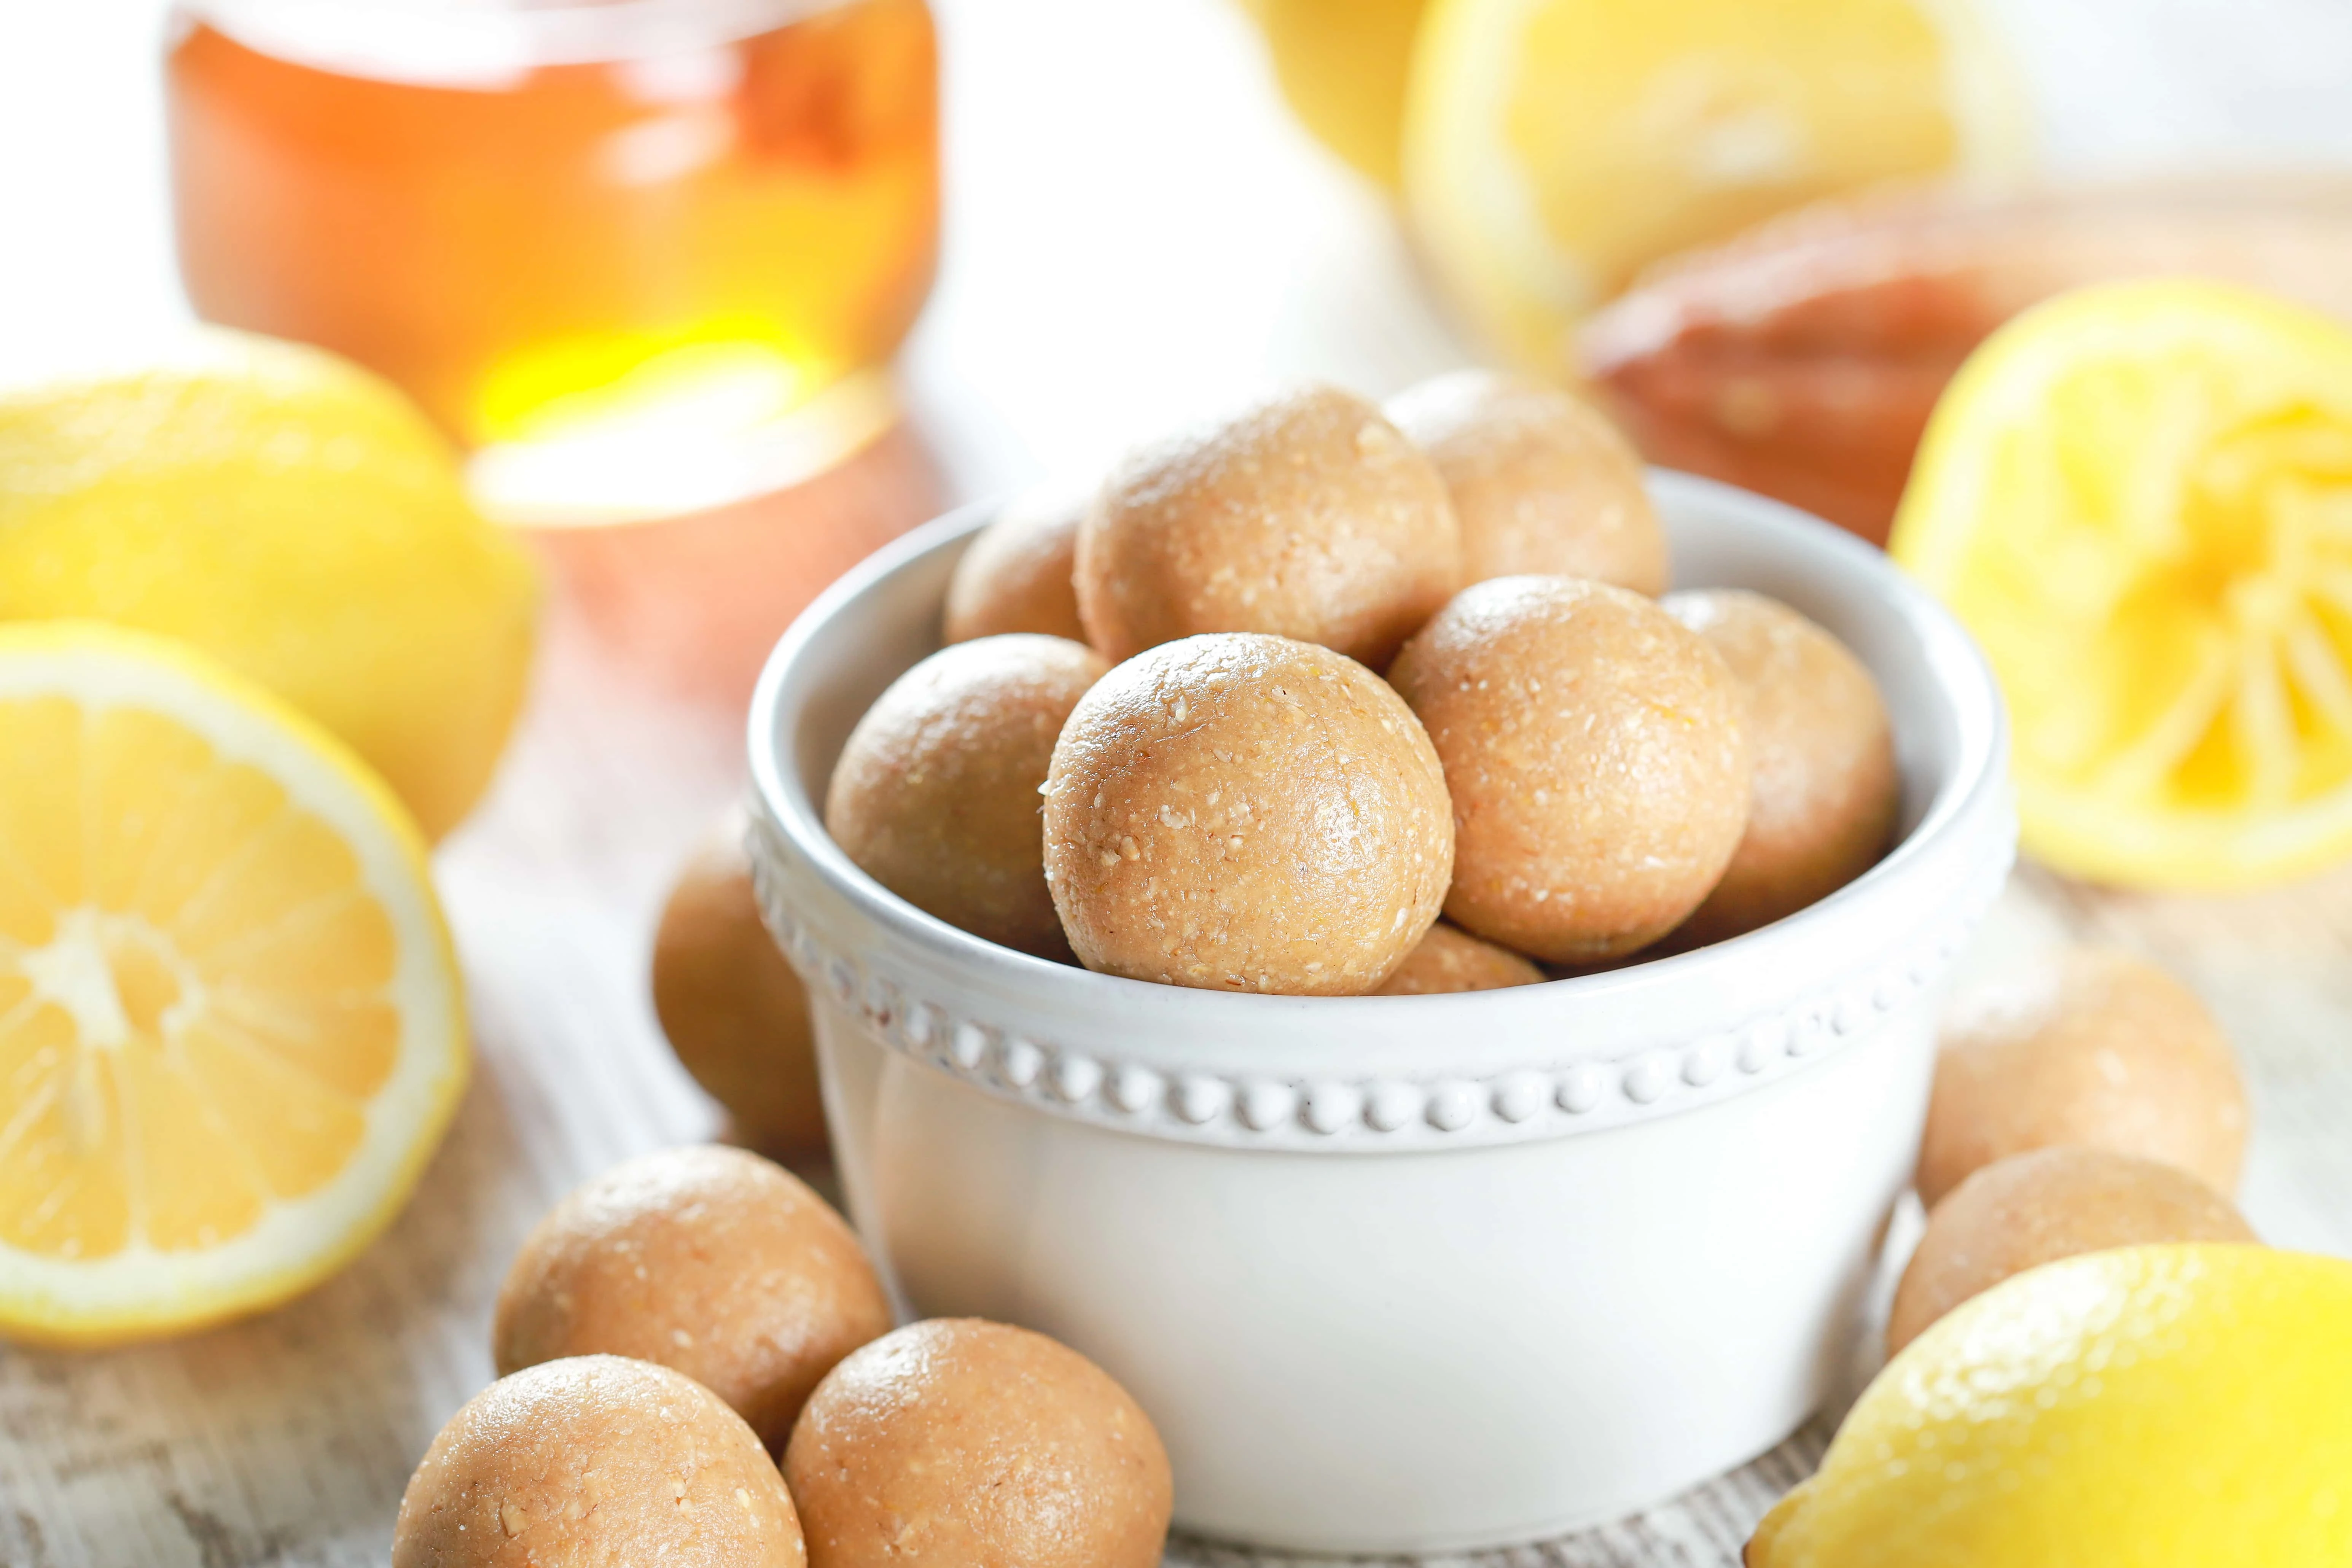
[177,0,862,83]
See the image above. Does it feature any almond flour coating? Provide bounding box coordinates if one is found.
[1662,589,1898,946]
[1916,946,2250,1208]
[785,1320,1172,1568]
[1387,369,1668,595]
[1887,1146,2256,1355]
[1075,385,1460,668]
[393,1355,804,1568]
[1043,632,1452,994]
[492,1146,892,1453]
[826,634,1108,961]
[1390,576,1751,964]
[1374,922,1545,995]
[943,481,1089,645]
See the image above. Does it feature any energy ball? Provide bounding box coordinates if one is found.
[786,1319,1171,1568]
[493,1146,892,1453]
[1661,589,1899,946]
[943,480,1089,645]
[393,1355,804,1568]
[826,634,1108,961]
[1076,384,1460,669]
[1042,632,1452,994]
[1389,576,1751,963]
[1916,946,2250,1209]
[1375,922,1545,995]
[1387,369,1668,594]
[1888,1145,2256,1354]
[654,820,828,1159]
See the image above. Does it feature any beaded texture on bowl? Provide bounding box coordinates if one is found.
[746,811,2011,1153]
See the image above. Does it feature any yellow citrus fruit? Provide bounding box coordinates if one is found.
[1892,279,2352,889]
[0,330,539,841]
[1239,0,1428,189]
[0,622,467,1346]
[1750,1244,2352,1567]
[1401,0,2028,368]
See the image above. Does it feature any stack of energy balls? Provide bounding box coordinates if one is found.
[393,1146,1172,1566]
[831,372,1900,994]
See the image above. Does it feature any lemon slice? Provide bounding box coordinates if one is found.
[1402,0,2028,367]
[1893,278,2352,889]
[0,623,466,1345]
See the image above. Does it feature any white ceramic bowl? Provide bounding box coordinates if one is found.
[746,472,2013,1554]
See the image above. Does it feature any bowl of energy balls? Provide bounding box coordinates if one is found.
[745,374,2014,1553]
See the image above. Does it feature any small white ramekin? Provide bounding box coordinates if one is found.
[746,472,2013,1554]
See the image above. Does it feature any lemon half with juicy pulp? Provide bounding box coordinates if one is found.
[1893,279,2352,889]
[0,623,466,1346]
[1403,0,2028,368]
[1750,1244,2352,1566]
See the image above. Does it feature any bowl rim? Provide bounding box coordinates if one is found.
[745,470,2013,1145]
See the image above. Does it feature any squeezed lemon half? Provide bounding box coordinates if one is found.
[1895,279,2352,889]
[0,623,466,1345]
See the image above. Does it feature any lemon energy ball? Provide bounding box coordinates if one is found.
[393,1355,804,1567]
[943,480,1089,645]
[1662,589,1899,945]
[1916,946,2250,1208]
[786,1320,1172,1568]
[825,634,1108,961]
[1387,369,1669,595]
[492,1146,892,1453]
[1389,576,1751,963]
[653,820,828,1159]
[1076,384,1460,668]
[1888,1146,2256,1354]
[1042,632,1452,994]
[1375,922,1545,995]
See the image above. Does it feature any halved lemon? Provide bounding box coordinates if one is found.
[1893,279,2352,889]
[0,622,466,1345]
[1402,0,2029,368]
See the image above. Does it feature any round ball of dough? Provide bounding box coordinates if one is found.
[1888,1145,2256,1354]
[1389,576,1751,963]
[825,634,1108,960]
[1076,384,1460,668]
[1916,946,2250,1209]
[394,1355,804,1568]
[1386,369,1667,594]
[493,1146,893,1453]
[1375,922,1544,995]
[1042,632,1452,994]
[786,1319,1170,1568]
[1661,589,1899,945]
[654,820,826,1158]
[943,481,1088,645]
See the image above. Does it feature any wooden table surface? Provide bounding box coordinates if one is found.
[6,1,2352,1562]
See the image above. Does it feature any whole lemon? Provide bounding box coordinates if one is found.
[0,330,538,839]
[1241,0,1427,189]
[1750,1244,2352,1567]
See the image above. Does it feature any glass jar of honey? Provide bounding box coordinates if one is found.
[166,0,940,527]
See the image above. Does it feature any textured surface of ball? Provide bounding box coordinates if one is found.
[786,1319,1172,1568]
[826,634,1108,960]
[943,481,1089,644]
[1374,922,1545,994]
[393,1355,805,1566]
[1662,589,1899,946]
[1387,369,1667,594]
[493,1147,892,1452]
[654,823,827,1158]
[1889,1145,2256,1354]
[1043,633,1452,993]
[1076,385,1460,668]
[1390,576,1750,962]
[1917,946,2249,1208]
